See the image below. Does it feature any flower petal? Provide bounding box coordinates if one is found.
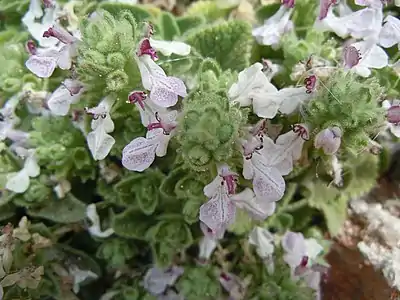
[24,154,40,177]
[87,128,115,161]
[150,85,179,107]
[149,38,191,56]
[121,137,157,171]
[25,55,57,78]
[199,193,236,233]
[230,188,276,220]
[253,167,285,203]
[47,85,74,116]
[248,226,275,258]
[379,15,400,48]
[6,171,30,193]
[278,87,312,115]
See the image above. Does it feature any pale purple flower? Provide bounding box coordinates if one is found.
[25,25,80,78]
[85,97,116,161]
[199,165,238,238]
[127,90,166,127]
[379,15,400,49]
[382,100,400,137]
[122,110,177,171]
[318,0,338,21]
[135,39,187,108]
[47,79,84,116]
[282,0,295,8]
[355,0,384,8]
[248,227,275,259]
[0,95,21,141]
[252,6,293,48]
[314,127,342,155]
[219,272,246,300]
[143,266,184,296]
[230,188,276,220]
[261,124,309,175]
[343,46,362,69]
[281,231,324,278]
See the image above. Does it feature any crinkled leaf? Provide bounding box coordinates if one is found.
[185,20,252,71]
[159,12,180,40]
[27,194,86,223]
[112,207,155,240]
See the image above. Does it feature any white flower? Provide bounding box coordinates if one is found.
[68,265,98,294]
[149,37,191,56]
[47,79,84,116]
[86,204,114,238]
[349,38,388,77]
[136,39,187,107]
[0,95,21,141]
[379,15,400,49]
[228,63,281,117]
[143,266,184,296]
[230,188,276,220]
[248,227,275,258]
[198,236,218,263]
[86,97,116,161]
[199,165,238,238]
[122,110,177,172]
[242,146,286,203]
[127,90,166,127]
[261,58,281,81]
[22,1,60,48]
[262,124,309,175]
[354,0,384,9]
[5,148,40,194]
[281,231,323,275]
[252,6,293,48]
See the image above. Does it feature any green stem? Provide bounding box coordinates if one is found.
[280,198,308,213]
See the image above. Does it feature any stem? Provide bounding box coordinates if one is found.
[280,198,308,213]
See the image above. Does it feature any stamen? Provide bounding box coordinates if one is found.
[26,40,37,55]
[304,75,317,94]
[127,91,147,110]
[138,38,158,61]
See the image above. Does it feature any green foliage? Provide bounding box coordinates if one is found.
[185,20,253,71]
[77,9,141,97]
[177,89,246,171]
[303,70,386,155]
[176,267,221,299]
[113,169,165,214]
[96,238,137,268]
[29,116,95,181]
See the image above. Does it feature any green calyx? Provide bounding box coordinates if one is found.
[177,90,246,172]
[77,9,141,96]
[303,70,386,155]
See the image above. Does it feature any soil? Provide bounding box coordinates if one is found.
[321,177,399,300]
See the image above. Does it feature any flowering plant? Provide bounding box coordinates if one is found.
[0,0,399,299]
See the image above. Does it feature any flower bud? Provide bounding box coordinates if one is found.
[314,127,342,155]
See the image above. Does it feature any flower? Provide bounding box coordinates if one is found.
[242,138,286,203]
[248,227,275,258]
[230,188,276,220]
[136,39,187,107]
[86,204,114,238]
[318,0,338,21]
[252,5,293,48]
[122,110,177,171]
[219,272,247,300]
[22,0,61,48]
[25,25,80,78]
[47,79,84,116]
[382,99,400,137]
[5,148,40,194]
[282,0,295,8]
[0,95,21,141]
[228,62,281,118]
[85,97,116,161]
[379,15,400,49]
[199,165,238,238]
[68,265,98,294]
[198,235,218,264]
[347,38,388,77]
[262,124,309,175]
[314,127,342,155]
[149,37,191,57]
[261,58,281,80]
[281,231,323,276]
[143,266,184,296]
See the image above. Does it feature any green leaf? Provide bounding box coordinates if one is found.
[182,198,203,224]
[176,16,206,35]
[112,208,155,240]
[151,242,176,267]
[27,194,86,223]
[159,12,180,40]
[185,20,253,71]
[0,202,16,221]
[99,2,152,23]
[147,219,193,248]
